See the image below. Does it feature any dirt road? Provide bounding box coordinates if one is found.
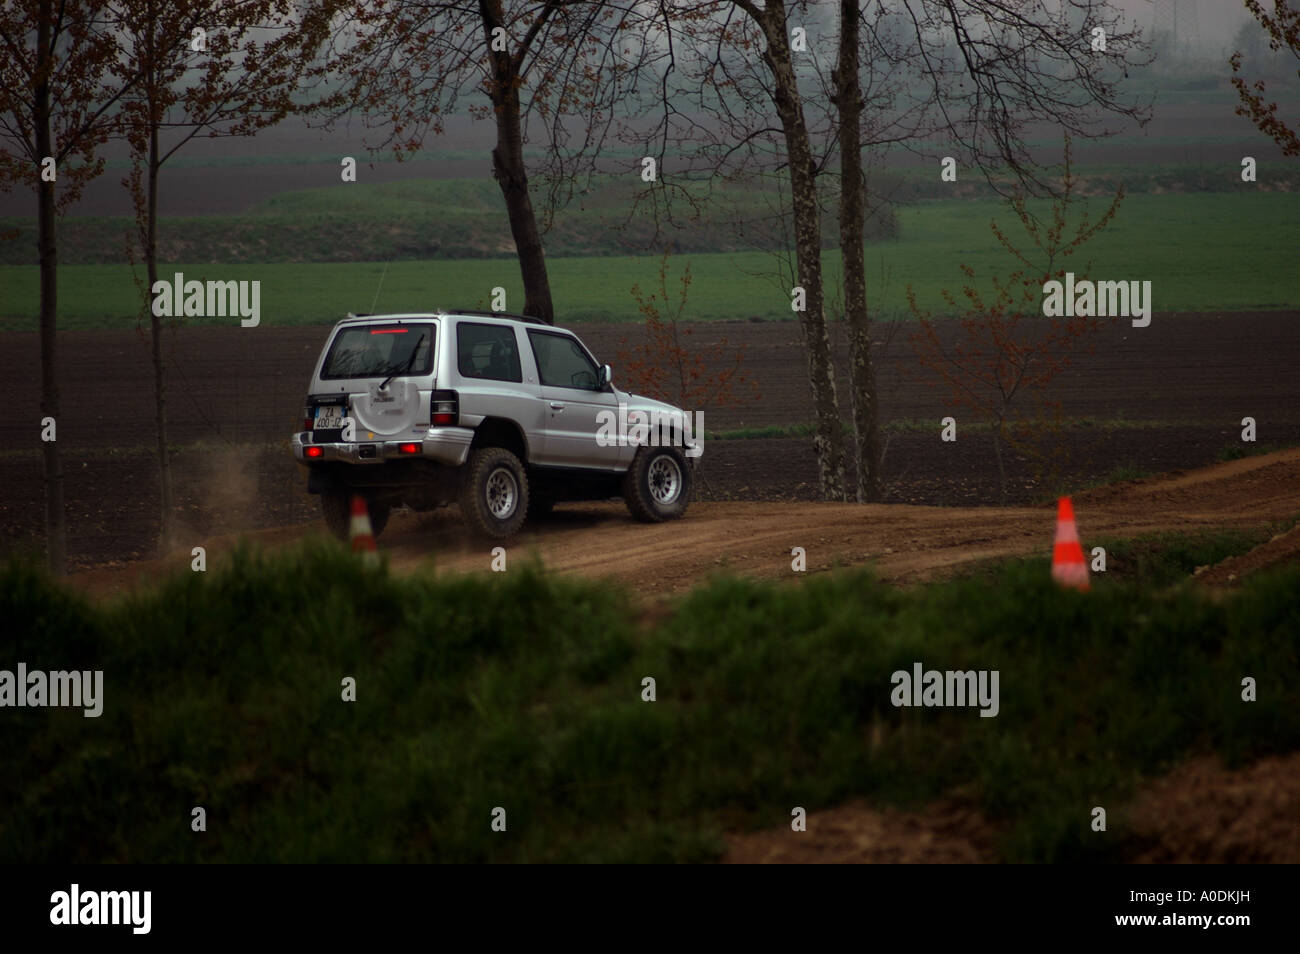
[69,447,1300,600]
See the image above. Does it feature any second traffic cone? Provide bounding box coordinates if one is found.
[349,495,378,565]
[1051,496,1089,591]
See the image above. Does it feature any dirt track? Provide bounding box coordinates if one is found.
[723,752,1300,863]
[69,446,1300,600]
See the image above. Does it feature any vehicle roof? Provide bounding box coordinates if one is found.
[335,310,558,328]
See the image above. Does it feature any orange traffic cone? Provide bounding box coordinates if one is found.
[1051,496,1089,591]
[349,495,378,565]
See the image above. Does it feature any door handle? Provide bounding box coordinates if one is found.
[549,401,565,410]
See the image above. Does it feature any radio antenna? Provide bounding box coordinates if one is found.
[370,260,390,313]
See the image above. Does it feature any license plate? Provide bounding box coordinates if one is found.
[315,405,345,430]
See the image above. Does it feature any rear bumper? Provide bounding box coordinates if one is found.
[292,427,474,467]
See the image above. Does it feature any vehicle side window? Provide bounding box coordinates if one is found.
[457,322,522,383]
[527,330,599,390]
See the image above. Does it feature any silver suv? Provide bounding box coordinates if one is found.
[292,310,696,539]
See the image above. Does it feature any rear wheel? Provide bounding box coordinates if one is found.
[459,447,529,538]
[623,446,691,522]
[321,491,390,541]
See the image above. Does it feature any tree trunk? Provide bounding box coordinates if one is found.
[147,117,174,550]
[760,1,847,501]
[833,0,882,503]
[481,0,555,324]
[35,0,66,575]
[993,418,1008,505]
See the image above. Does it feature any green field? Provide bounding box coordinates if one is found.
[1,190,1296,329]
[3,536,1297,863]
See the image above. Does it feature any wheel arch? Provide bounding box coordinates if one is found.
[471,417,530,463]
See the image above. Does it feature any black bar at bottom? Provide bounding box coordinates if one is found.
[4,864,1285,942]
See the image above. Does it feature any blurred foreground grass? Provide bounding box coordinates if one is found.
[2,533,1296,862]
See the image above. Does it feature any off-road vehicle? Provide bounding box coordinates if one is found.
[292,310,696,540]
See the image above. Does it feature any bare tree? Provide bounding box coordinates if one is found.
[114,0,331,551]
[0,1,146,573]
[737,0,849,499]
[832,0,880,502]
[314,0,666,324]
[625,0,1147,502]
[647,0,850,499]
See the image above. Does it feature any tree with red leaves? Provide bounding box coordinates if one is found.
[1231,0,1300,155]
[907,140,1124,503]
[615,251,758,413]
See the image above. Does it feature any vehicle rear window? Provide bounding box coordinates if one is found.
[457,322,523,383]
[321,323,434,380]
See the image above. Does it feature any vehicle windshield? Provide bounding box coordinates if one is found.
[322,323,434,380]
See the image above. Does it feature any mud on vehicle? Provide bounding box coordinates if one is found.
[292,310,696,540]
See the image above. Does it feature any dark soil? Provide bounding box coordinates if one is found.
[1,311,1298,568]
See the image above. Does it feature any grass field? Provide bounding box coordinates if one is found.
[1,189,1296,328]
[3,537,1297,863]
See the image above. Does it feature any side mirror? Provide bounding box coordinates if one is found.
[598,364,612,389]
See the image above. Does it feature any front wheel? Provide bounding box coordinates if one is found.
[623,446,691,522]
[459,447,530,538]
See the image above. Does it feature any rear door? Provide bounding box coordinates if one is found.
[317,322,434,440]
[526,329,622,469]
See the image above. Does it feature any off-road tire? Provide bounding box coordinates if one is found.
[321,491,390,541]
[460,447,529,538]
[623,446,691,522]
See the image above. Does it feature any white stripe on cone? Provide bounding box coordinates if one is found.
[1052,559,1089,589]
[349,495,377,563]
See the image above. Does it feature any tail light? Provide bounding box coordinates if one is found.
[304,446,324,459]
[431,389,459,426]
[303,403,313,431]
[398,442,419,455]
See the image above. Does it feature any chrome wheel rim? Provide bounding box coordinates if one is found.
[486,467,518,519]
[648,455,682,505]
